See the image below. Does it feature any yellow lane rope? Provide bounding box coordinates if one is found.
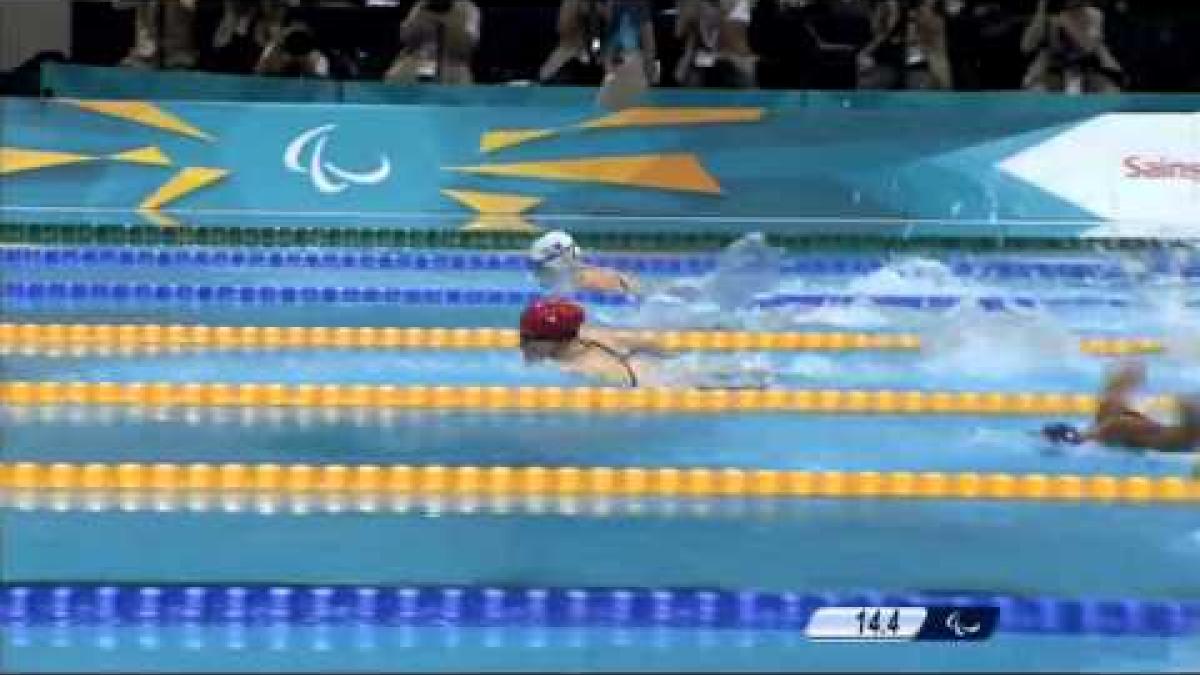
[0,323,1164,356]
[1,463,1195,505]
[0,381,1143,415]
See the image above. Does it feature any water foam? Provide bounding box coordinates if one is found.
[918,302,1092,383]
[621,233,786,329]
[601,244,1200,397]
[844,256,999,296]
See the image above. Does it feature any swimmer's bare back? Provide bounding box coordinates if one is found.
[563,357,768,390]
[1090,402,1200,452]
[565,329,774,390]
[1088,362,1200,452]
[559,334,658,388]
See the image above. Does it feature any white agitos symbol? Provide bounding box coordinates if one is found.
[946,611,981,638]
[284,124,391,194]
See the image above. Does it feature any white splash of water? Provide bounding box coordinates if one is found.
[842,256,996,296]
[647,351,778,389]
[776,298,896,331]
[608,246,1200,393]
[767,255,1001,331]
[621,233,786,329]
[1107,244,1200,367]
[918,301,1091,382]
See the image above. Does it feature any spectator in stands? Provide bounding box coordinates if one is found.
[542,1,657,87]
[938,0,986,89]
[675,0,758,88]
[856,0,952,89]
[209,0,284,74]
[1021,0,1124,94]
[912,0,954,89]
[595,1,659,108]
[539,0,609,85]
[855,0,904,87]
[608,0,659,84]
[255,21,331,78]
[384,0,480,85]
[752,0,870,90]
[942,0,1031,90]
[112,0,197,70]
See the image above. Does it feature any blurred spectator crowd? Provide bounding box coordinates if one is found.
[45,0,1200,93]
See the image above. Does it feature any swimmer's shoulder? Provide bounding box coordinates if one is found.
[581,328,667,358]
[574,265,639,295]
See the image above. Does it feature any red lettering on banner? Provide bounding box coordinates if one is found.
[1123,156,1200,182]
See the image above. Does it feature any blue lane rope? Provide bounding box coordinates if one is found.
[0,246,1177,282]
[0,282,1143,311]
[1,584,1195,637]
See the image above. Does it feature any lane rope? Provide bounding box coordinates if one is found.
[0,583,1194,636]
[0,381,1134,414]
[3,324,910,353]
[2,463,1196,505]
[0,405,702,428]
[2,245,1180,282]
[2,222,1194,252]
[0,282,1152,311]
[0,323,1164,356]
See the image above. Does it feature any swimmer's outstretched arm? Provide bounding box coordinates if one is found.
[1080,360,1169,448]
[574,266,642,296]
[1095,360,1145,421]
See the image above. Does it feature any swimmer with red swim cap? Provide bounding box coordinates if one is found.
[529,231,641,296]
[519,297,771,389]
[519,297,664,387]
[1041,360,1200,453]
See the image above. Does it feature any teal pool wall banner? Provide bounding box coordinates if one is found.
[5,77,1200,238]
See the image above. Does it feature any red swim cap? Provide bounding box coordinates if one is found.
[520,298,585,341]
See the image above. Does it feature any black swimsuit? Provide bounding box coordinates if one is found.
[579,338,641,388]
[1102,406,1148,425]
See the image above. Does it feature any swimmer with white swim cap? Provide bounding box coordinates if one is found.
[1041,360,1200,452]
[518,297,770,389]
[529,230,641,295]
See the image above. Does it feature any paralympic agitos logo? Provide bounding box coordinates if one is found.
[284,124,392,195]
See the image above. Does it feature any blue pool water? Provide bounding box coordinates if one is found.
[12,627,1196,674]
[3,244,1200,672]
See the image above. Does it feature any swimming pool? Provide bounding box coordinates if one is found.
[3,241,1200,673]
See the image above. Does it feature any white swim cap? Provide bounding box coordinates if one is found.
[529,230,580,267]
